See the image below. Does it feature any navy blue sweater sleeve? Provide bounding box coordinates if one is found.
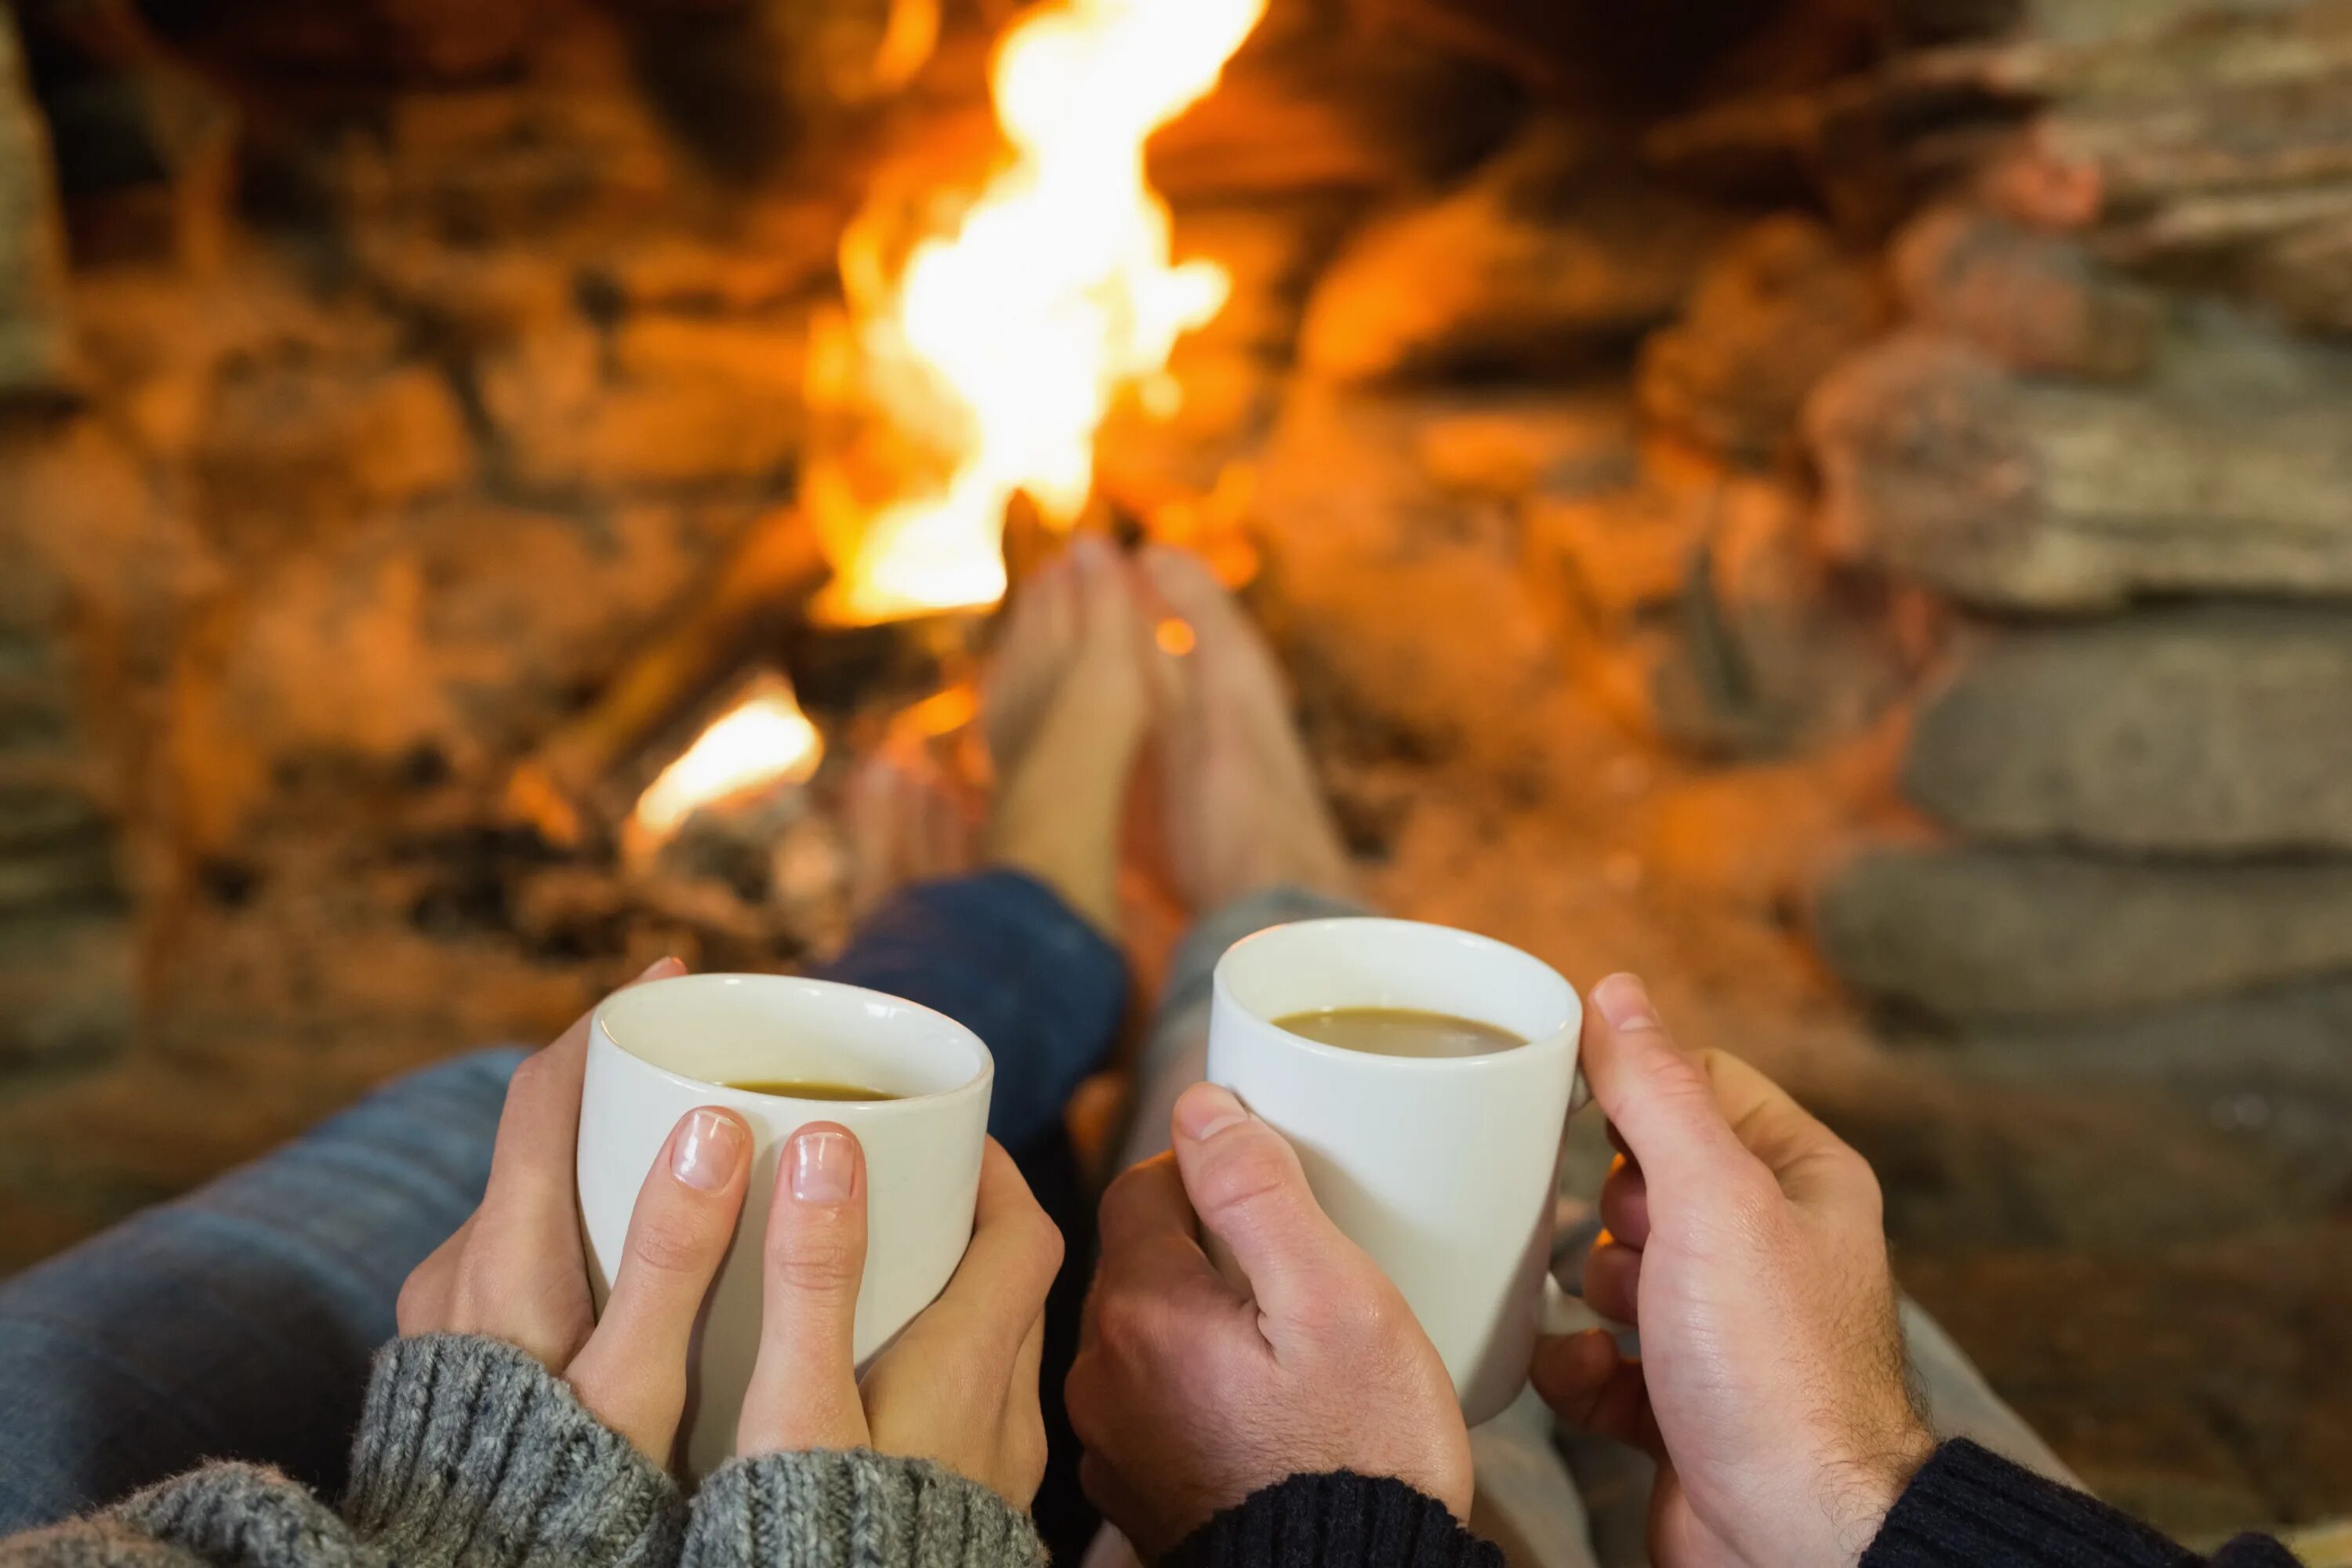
[1864,1441,2299,1568]
[811,869,1127,1152]
[1167,1450,2299,1568]
[1165,1473,1499,1568]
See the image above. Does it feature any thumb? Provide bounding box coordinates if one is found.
[738,1123,871,1455]
[1581,975,1755,1201]
[1170,1083,1369,1337]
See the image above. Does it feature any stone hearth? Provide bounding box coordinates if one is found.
[3,0,2350,1544]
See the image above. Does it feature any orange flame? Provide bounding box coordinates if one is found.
[632,673,824,841]
[808,0,1269,623]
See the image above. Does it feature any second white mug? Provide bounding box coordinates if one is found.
[1207,917,1581,1426]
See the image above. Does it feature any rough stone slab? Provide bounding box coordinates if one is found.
[1638,215,1889,470]
[1892,205,2160,379]
[1939,2,2352,334]
[1946,972,2352,1200]
[478,316,804,493]
[0,916,132,1068]
[1808,330,2352,609]
[1817,844,2352,1019]
[0,8,73,396]
[197,361,475,539]
[1908,606,2352,853]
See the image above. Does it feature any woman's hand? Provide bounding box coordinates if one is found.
[735,1127,1063,1508]
[397,956,757,1466]
[1065,1083,1474,1557]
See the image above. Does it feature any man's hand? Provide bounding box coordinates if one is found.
[1534,975,1933,1568]
[1066,1083,1472,1557]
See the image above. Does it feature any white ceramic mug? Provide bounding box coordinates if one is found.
[1207,917,1581,1426]
[579,973,993,1479]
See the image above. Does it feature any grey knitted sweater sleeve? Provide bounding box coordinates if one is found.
[0,1334,1044,1568]
[684,1450,1044,1568]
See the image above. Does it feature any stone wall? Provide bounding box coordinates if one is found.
[1806,5,2352,1072]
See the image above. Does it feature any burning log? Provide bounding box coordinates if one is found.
[505,508,829,843]
[1807,329,2352,611]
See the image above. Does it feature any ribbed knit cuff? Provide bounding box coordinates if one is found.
[1863,1439,2213,1568]
[1167,1472,1501,1568]
[345,1333,684,1568]
[115,1463,367,1568]
[683,1450,1045,1568]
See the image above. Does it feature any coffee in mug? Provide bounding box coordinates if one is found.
[723,1079,902,1101]
[1273,1006,1524,1059]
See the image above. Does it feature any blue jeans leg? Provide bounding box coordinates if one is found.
[0,1047,524,1531]
[811,868,1129,1154]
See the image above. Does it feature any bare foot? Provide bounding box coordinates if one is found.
[1140,545,1353,913]
[845,750,978,923]
[983,535,1154,935]
[980,542,1085,784]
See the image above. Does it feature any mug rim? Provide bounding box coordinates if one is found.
[1212,916,1580,1075]
[590,971,995,1115]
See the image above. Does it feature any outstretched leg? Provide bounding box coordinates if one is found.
[816,535,1152,1155]
[0,1047,524,1530]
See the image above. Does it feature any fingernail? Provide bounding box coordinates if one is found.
[1175,1083,1250,1142]
[638,955,684,982]
[1593,974,1661,1033]
[673,1109,744,1191]
[790,1128,855,1203]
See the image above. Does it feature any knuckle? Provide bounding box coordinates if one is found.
[1837,1146,1887,1221]
[628,1214,714,1277]
[1720,1170,1791,1246]
[775,1241,862,1296]
[506,1052,552,1097]
[1311,1272,1394,1342]
[394,1272,430,1332]
[1098,1158,1168,1232]
[1824,1137,1876,1189]
[1092,1290,1166,1365]
[1645,1051,1714,1109]
[1194,1134,1295,1221]
[1024,1212,1066,1282]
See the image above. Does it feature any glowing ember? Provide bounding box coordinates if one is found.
[633,673,824,840]
[808,0,1269,623]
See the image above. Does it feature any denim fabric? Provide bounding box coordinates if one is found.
[0,868,1128,1532]
[0,1048,525,1530]
[818,869,1128,1565]
[815,869,1127,1154]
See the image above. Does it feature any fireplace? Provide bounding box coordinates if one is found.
[4,0,2350,1540]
